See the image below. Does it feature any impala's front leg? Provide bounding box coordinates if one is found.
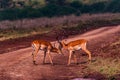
[47,50,53,65]
[32,49,39,65]
[68,50,73,65]
[43,50,47,64]
[73,52,78,65]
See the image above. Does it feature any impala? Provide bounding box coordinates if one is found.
[57,39,91,65]
[31,40,63,65]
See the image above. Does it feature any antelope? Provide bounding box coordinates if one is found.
[31,40,63,65]
[57,39,91,65]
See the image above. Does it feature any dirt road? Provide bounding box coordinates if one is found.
[0,25,120,80]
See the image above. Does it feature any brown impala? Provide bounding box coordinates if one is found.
[31,40,63,65]
[58,39,91,65]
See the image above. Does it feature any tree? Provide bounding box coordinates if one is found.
[45,0,66,5]
[0,0,12,8]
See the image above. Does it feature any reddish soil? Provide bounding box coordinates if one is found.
[0,25,120,80]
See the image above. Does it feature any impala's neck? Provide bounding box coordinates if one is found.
[51,46,63,55]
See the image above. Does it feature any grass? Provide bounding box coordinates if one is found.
[0,18,120,41]
[110,40,120,47]
[88,57,120,78]
[87,40,120,79]
[0,13,120,41]
[0,13,120,79]
[0,27,51,41]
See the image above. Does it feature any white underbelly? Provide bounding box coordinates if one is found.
[69,45,81,50]
[74,46,81,50]
[40,45,47,50]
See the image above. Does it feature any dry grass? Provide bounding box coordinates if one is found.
[0,27,50,41]
[0,13,120,29]
[87,39,120,79]
[88,57,120,78]
[0,13,120,41]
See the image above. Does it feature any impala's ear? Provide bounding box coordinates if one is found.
[53,42,55,48]
[52,41,57,48]
[56,36,61,43]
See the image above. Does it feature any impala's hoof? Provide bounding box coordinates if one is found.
[88,59,92,63]
[51,63,54,66]
[76,63,79,65]
[33,61,37,65]
[61,53,64,56]
[67,64,70,66]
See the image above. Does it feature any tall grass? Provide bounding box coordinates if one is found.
[87,39,120,79]
[0,13,120,29]
[88,57,120,78]
[0,27,50,41]
[0,13,120,41]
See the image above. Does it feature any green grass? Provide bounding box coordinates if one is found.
[110,40,120,47]
[0,18,120,41]
[61,38,120,79]
[88,57,120,78]
[87,40,120,79]
[0,27,51,41]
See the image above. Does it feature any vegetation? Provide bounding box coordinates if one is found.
[88,57,120,78]
[0,13,120,41]
[0,1,120,79]
[87,38,120,79]
[0,27,50,41]
[0,0,120,20]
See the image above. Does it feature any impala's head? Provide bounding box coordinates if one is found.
[51,47,63,55]
[56,35,68,49]
[50,41,63,55]
[57,39,68,50]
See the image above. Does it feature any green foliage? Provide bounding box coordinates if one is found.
[70,1,83,12]
[104,0,120,12]
[0,8,19,20]
[89,2,106,13]
[0,4,77,20]
[0,0,12,8]
[0,0,120,20]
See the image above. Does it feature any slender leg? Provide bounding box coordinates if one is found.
[82,43,91,61]
[85,49,91,61]
[32,49,35,57]
[68,50,73,65]
[33,48,39,65]
[43,50,47,64]
[73,52,77,65]
[82,48,91,61]
[47,50,53,65]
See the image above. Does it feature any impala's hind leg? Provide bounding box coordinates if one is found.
[73,52,78,65]
[47,50,53,65]
[68,50,73,65]
[82,43,91,61]
[43,50,47,64]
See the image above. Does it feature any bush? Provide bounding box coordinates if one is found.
[0,8,19,20]
[89,2,106,13]
[0,0,120,21]
[104,0,120,12]
[0,7,44,20]
[40,4,77,17]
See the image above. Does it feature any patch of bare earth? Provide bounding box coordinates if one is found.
[0,25,120,80]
